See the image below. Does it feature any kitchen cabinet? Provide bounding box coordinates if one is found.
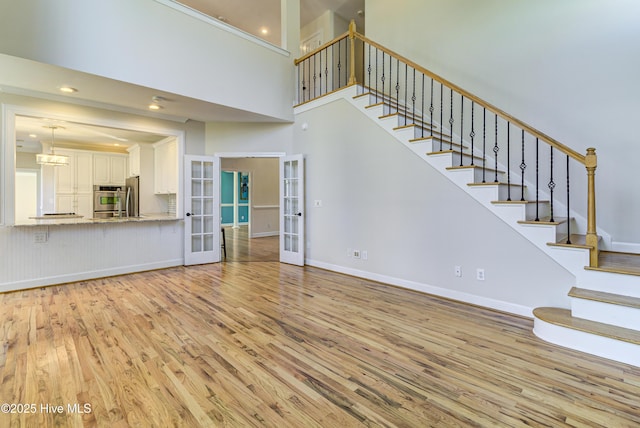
[127,144,141,177]
[94,154,127,185]
[154,139,178,194]
[55,149,93,218]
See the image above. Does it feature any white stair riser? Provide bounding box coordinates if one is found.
[576,270,640,298]
[533,318,640,366]
[492,203,550,222]
[571,299,640,330]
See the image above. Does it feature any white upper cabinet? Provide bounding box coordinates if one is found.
[93,154,128,185]
[154,139,178,194]
[127,144,141,177]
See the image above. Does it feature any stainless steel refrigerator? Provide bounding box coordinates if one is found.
[125,176,140,217]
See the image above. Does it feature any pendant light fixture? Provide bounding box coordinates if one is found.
[36,125,69,166]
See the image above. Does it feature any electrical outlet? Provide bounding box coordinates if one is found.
[477,268,485,281]
[454,266,462,277]
[353,250,361,259]
[34,231,48,243]
[314,200,322,207]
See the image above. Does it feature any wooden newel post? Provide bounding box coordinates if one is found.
[348,20,357,85]
[585,147,599,267]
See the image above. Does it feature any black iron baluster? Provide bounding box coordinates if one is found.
[298,61,303,103]
[421,73,425,138]
[482,107,486,182]
[302,59,308,102]
[319,49,322,96]
[549,147,555,222]
[460,94,464,166]
[325,47,329,92]
[449,89,454,150]
[535,138,540,221]
[412,68,416,126]
[381,51,384,102]
[507,122,511,201]
[439,83,443,150]
[345,38,349,88]
[367,45,372,93]
[520,130,526,201]
[493,116,499,183]
[404,63,409,125]
[470,101,475,166]
[566,155,571,244]
[430,78,434,138]
[389,53,392,104]
[396,59,400,113]
[331,43,335,91]
[337,39,341,88]
[313,53,317,98]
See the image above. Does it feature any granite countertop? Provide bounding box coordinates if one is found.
[13,213,180,226]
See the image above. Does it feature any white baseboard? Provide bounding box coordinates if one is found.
[0,259,184,293]
[611,241,640,254]
[251,231,279,238]
[305,259,533,318]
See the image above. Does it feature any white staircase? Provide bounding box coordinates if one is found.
[299,84,640,367]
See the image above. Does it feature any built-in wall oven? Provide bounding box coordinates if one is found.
[93,185,124,218]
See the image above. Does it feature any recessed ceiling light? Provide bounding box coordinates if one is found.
[29,133,37,139]
[260,27,269,35]
[148,104,163,110]
[59,86,78,93]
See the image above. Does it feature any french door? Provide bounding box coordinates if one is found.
[279,154,305,266]
[184,155,220,265]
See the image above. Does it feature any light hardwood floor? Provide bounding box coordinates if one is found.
[1,234,640,426]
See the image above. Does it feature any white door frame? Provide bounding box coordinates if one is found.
[216,152,285,239]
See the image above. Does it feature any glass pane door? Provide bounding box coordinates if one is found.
[185,155,220,265]
[280,155,304,265]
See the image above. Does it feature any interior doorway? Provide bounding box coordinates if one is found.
[220,156,280,262]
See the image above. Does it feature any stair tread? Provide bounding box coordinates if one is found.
[569,287,640,309]
[518,216,568,225]
[467,182,525,188]
[491,200,550,205]
[534,307,640,345]
[353,92,372,100]
[410,134,457,144]
[548,234,595,250]
[586,251,640,276]
[393,122,437,131]
[365,102,385,109]
[447,165,506,174]
[427,150,485,162]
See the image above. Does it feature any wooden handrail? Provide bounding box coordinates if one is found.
[354,32,586,165]
[294,31,349,65]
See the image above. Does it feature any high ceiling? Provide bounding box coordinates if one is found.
[6,0,365,153]
[179,0,365,45]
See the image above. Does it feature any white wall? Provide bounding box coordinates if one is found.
[294,98,575,316]
[0,0,294,122]
[365,0,640,246]
[206,122,293,154]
